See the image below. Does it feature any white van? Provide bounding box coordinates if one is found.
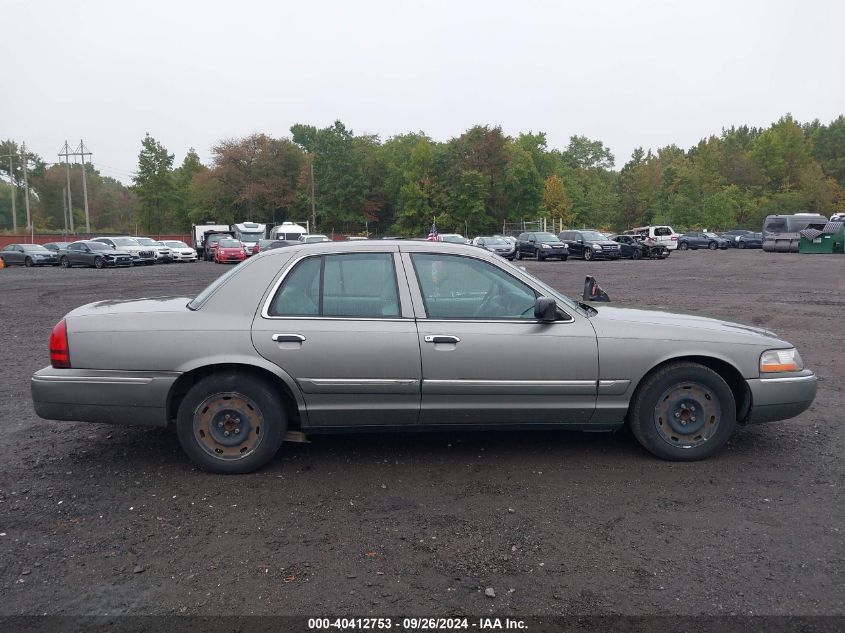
[625,225,680,251]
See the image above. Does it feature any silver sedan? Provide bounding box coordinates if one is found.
[31,241,817,473]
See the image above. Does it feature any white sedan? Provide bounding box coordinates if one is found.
[162,240,198,262]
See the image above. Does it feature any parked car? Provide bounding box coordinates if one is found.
[58,241,132,269]
[471,236,516,259]
[438,233,470,245]
[42,242,74,253]
[299,234,332,244]
[32,241,817,473]
[831,212,845,222]
[135,237,173,263]
[719,229,754,247]
[678,232,730,250]
[161,240,198,262]
[214,239,247,264]
[91,237,156,265]
[558,230,621,261]
[625,225,679,251]
[0,243,60,267]
[609,234,668,260]
[203,232,235,261]
[514,232,569,261]
[735,232,763,249]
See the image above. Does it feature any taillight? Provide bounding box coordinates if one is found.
[671,235,678,240]
[50,319,71,368]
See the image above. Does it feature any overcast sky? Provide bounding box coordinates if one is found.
[2,0,843,183]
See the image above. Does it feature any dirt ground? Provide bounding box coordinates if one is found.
[0,250,842,617]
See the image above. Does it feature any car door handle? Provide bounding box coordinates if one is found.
[272,334,306,343]
[424,335,460,344]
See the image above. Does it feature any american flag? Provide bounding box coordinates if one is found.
[426,222,439,241]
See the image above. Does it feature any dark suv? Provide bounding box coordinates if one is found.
[514,232,568,261]
[558,230,621,261]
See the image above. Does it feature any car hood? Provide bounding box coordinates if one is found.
[587,240,619,247]
[588,305,788,346]
[539,241,567,247]
[67,296,192,317]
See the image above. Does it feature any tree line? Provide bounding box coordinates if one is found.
[2,114,843,236]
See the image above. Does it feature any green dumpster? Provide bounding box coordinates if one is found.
[799,222,845,254]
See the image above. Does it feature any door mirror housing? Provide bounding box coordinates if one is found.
[534,296,557,321]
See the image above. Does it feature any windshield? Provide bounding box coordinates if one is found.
[535,233,559,243]
[236,231,264,238]
[219,240,241,247]
[164,241,188,248]
[112,238,139,246]
[440,235,465,243]
[136,238,156,245]
[704,232,720,238]
[580,231,606,241]
[88,242,111,251]
[22,244,50,252]
[484,237,508,245]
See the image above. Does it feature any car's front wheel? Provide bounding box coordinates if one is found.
[59,256,70,268]
[94,256,104,269]
[176,373,287,474]
[679,242,689,250]
[708,241,718,250]
[632,248,642,260]
[628,362,736,461]
[514,249,521,261]
[584,249,594,261]
[737,240,746,249]
[24,257,34,267]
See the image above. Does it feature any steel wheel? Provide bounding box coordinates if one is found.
[653,381,722,449]
[177,373,287,474]
[628,361,736,461]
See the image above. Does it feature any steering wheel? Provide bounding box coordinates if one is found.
[473,283,505,317]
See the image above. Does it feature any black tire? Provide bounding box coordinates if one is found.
[737,240,746,249]
[560,255,568,261]
[535,250,543,261]
[176,372,287,474]
[628,362,736,461]
[632,248,642,260]
[60,256,70,268]
[679,242,689,251]
[583,248,594,261]
[145,260,155,266]
[94,256,104,269]
[708,241,717,250]
[514,249,521,261]
[24,257,33,268]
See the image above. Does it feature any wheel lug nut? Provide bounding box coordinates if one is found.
[223,431,230,437]
[674,411,680,418]
[691,416,696,422]
[234,428,240,434]
[217,421,224,428]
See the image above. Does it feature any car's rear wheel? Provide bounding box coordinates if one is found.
[94,256,104,269]
[176,373,287,474]
[24,257,33,267]
[737,240,746,249]
[632,248,642,260]
[628,362,736,461]
[60,256,70,268]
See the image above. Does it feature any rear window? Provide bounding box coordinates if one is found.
[219,240,240,247]
[653,227,673,236]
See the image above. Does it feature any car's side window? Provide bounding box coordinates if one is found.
[268,253,400,318]
[411,254,537,320]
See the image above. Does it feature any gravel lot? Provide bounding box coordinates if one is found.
[0,251,842,616]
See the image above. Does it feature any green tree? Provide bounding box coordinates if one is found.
[133,134,175,233]
[542,174,573,226]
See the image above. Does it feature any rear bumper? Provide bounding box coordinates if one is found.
[31,367,180,427]
[745,373,818,424]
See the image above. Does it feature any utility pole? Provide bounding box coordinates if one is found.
[310,156,317,232]
[78,140,92,233]
[59,141,75,233]
[3,152,16,232]
[21,143,32,231]
[62,187,69,234]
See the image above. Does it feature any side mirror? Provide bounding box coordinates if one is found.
[583,276,611,302]
[534,296,557,321]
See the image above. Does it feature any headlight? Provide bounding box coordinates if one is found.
[541,244,552,249]
[760,348,803,373]
[592,244,602,250]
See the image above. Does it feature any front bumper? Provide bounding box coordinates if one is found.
[744,372,818,424]
[31,367,180,427]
